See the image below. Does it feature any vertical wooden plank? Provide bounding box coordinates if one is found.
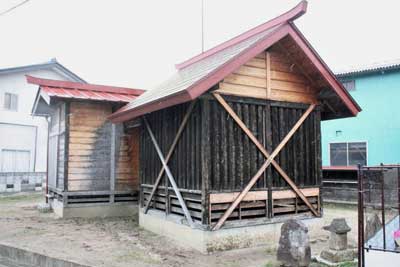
[237,103,244,189]
[304,110,310,186]
[279,107,286,187]
[201,98,211,225]
[110,123,116,203]
[196,105,202,190]
[266,51,271,98]
[271,106,279,187]
[257,105,265,188]
[213,101,221,191]
[250,104,258,187]
[228,103,236,190]
[315,109,322,187]
[221,104,228,190]
[298,109,305,186]
[164,110,169,214]
[265,102,273,217]
[243,104,250,187]
[292,108,298,185]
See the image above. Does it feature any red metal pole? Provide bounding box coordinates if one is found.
[380,163,386,250]
[357,164,364,267]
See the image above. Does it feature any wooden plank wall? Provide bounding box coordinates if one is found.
[67,101,138,192]
[216,46,319,104]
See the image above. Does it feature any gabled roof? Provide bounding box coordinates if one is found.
[336,59,400,78]
[0,58,86,83]
[109,1,361,123]
[27,76,145,115]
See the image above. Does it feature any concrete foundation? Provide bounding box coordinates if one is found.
[50,198,138,218]
[139,209,322,254]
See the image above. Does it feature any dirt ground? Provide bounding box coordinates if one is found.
[0,192,361,267]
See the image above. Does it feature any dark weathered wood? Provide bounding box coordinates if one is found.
[201,98,211,225]
[144,117,194,227]
[143,101,196,214]
[212,99,317,230]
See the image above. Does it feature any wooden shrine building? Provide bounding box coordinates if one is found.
[110,1,361,252]
[28,76,144,218]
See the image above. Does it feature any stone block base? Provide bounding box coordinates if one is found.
[139,209,322,254]
[319,249,356,264]
[50,198,138,218]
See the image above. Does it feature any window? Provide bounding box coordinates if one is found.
[4,93,18,111]
[330,142,367,166]
[1,149,30,172]
[341,80,355,91]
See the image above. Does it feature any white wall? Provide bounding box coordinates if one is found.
[0,68,76,172]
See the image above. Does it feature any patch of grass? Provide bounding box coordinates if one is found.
[264,262,275,267]
[0,192,42,203]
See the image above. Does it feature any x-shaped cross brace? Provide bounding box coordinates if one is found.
[212,93,319,230]
[142,101,196,228]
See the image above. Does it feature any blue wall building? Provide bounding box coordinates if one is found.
[322,62,400,167]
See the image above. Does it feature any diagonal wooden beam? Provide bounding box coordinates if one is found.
[213,93,319,217]
[212,99,316,230]
[144,117,195,228]
[143,101,196,214]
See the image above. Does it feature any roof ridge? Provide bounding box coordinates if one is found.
[26,75,145,96]
[175,0,307,70]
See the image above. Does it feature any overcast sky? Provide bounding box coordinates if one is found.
[0,0,399,89]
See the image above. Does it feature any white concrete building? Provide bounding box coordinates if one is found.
[0,59,84,176]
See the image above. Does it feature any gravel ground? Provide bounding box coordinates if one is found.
[0,192,361,267]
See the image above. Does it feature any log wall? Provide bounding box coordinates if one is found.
[140,96,322,224]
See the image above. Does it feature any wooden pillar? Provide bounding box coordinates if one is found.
[201,99,211,225]
[110,123,116,203]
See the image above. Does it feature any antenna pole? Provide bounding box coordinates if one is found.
[201,0,204,53]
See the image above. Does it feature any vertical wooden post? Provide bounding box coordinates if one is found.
[64,102,69,193]
[110,123,116,203]
[201,99,211,226]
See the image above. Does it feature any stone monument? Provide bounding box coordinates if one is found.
[277,219,311,267]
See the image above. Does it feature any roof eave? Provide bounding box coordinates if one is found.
[109,90,193,123]
[287,23,361,117]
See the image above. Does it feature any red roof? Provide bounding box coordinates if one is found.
[27,76,144,103]
[109,1,361,123]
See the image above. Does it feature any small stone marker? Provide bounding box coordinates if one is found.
[277,219,311,267]
[318,218,356,264]
[323,218,351,250]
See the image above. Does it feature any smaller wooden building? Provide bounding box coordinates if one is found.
[109,1,361,252]
[28,76,144,217]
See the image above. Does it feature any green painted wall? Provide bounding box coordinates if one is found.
[322,70,400,166]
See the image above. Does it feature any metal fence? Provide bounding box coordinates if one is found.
[358,164,400,267]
